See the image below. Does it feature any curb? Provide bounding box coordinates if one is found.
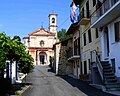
[15,85,31,96]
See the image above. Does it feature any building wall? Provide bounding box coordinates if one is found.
[79,0,101,75]
[73,30,81,77]
[23,30,56,65]
[56,39,73,75]
[54,43,61,75]
[29,35,56,48]
[101,17,120,77]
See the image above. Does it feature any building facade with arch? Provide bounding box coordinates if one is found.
[23,14,58,65]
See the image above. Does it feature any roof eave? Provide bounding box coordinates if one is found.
[67,22,79,35]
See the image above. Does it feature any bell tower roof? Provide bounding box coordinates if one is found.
[48,14,58,17]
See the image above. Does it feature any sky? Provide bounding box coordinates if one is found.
[0,0,72,39]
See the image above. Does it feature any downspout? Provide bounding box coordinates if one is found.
[78,28,82,78]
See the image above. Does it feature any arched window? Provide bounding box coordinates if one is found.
[52,18,55,23]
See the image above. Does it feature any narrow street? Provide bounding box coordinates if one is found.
[23,65,115,96]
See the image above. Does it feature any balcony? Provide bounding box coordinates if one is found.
[67,48,80,61]
[78,10,90,25]
[91,0,120,28]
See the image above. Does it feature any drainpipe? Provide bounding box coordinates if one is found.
[78,29,82,78]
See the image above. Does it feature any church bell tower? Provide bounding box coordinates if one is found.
[49,14,58,37]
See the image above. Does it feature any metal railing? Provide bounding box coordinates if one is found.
[78,10,91,21]
[91,50,104,81]
[91,0,119,25]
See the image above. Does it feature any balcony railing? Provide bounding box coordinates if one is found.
[66,47,80,61]
[91,50,104,81]
[91,0,119,27]
[78,10,90,25]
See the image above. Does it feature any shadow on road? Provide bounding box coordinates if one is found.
[9,82,32,95]
[60,76,116,96]
[47,68,54,73]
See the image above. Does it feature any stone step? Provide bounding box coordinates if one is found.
[101,61,109,64]
[103,66,111,69]
[105,84,120,88]
[106,87,120,91]
[105,79,117,83]
[105,82,120,84]
[105,76,116,79]
[105,75,115,78]
[104,72,114,76]
[104,69,113,72]
[102,64,110,67]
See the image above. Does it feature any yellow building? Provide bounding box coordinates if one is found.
[79,0,101,79]
[68,0,101,80]
[23,14,58,65]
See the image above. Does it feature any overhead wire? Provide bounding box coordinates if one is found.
[58,16,70,30]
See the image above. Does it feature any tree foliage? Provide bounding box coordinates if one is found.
[58,29,71,41]
[18,53,34,74]
[0,32,34,75]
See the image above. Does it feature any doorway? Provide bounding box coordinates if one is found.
[39,52,47,65]
[40,55,44,64]
[104,27,109,57]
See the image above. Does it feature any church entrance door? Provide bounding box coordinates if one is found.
[40,55,44,64]
[39,52,47,65]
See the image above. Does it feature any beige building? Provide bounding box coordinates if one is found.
[67,0,101,80]
[23,14,58,65]
[78,0,101,80]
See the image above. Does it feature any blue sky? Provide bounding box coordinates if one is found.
[0,0,72,39]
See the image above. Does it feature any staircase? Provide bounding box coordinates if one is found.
[91,50,120,91]
[101,61,120,91]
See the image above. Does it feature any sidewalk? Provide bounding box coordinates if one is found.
[60,75,117,96]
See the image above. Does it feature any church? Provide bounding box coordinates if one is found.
[23,14,58,65]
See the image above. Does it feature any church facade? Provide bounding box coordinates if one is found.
[23,14,58,65]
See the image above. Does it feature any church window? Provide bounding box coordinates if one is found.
[40,40,44,47]
[52,18,55,23]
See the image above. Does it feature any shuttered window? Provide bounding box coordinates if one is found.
[114,22,119,42]
[96,28,99,38]
[83,33,86,46]
[88,29,92,43]
[93,0,96,7]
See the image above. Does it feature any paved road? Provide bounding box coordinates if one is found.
[23,65,116,96]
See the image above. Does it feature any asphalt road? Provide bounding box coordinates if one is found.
[23,65,116,96]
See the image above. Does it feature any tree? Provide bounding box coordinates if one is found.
[0,32,10,77]
[0,33,34,78]
[12,35,21,45]
[58,29,71,41]
[18,53,34,74]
